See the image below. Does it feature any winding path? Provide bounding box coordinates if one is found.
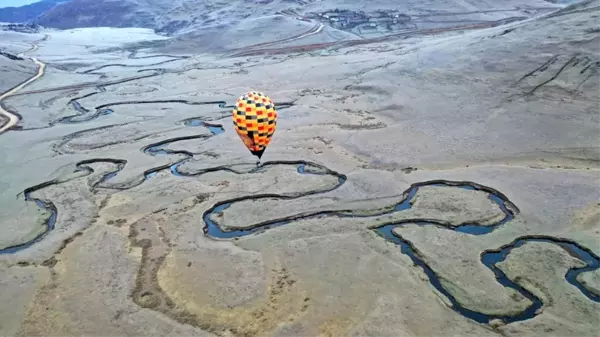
[80,55,189,74]
[228,22,325,56]
[0,50,46,133]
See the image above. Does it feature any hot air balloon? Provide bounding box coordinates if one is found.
[232,91,277,162]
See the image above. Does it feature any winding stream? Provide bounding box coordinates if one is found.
[3,110,599,328]
[0,185,57,254]
[200,167,599,325]
[0,159,126,254]
[80,55,190,74]
[56,99,294,127]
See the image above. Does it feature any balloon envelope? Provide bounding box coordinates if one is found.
[232,91,277,159]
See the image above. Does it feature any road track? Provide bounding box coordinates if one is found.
[230,17,526,58]
[228,22,324,55]
[11,71,161,97]
[0,35,48,134]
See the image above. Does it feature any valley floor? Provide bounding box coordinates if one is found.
[0,1,599,336]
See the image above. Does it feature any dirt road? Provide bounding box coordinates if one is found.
[0,37,47,134]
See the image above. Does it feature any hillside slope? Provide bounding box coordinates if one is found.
[30,0,565,34]
[150,14,356,54]
[337,0,599,168]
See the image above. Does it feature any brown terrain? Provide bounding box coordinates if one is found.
[0,0,599,336]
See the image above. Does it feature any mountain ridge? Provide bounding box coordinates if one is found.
[0,0,67,23]
[0,0,566,36]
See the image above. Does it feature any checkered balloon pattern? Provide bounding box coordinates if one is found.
[232,91,277,158]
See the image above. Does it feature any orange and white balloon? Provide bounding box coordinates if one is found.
[232,91,277,159]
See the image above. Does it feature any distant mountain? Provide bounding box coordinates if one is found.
[31,0,294,33]
[34,0,155,30]
[0,0,67,23]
